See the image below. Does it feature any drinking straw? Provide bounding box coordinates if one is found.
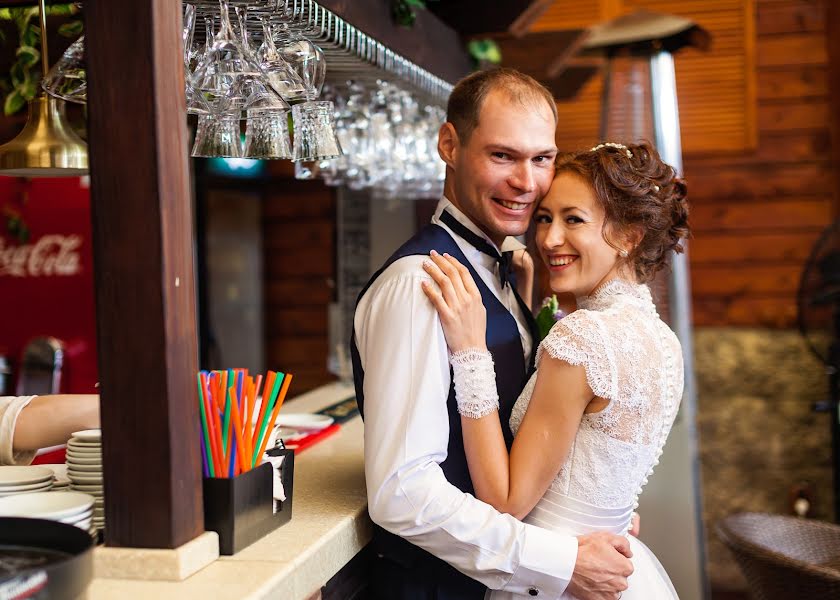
[236,370,244,413]
[252,372,284,467]
[221,382,232,455]
[199,431,210,478]
[227,370,238,477]
[217,370,229,412]
[252,371,276,454]
[210,376,227,473]
[229,385,250,473]
[246,374,261,452]
[255,373,294,462]
[243,379,255,462]
[196,373,215,477]
[201,372,223,477]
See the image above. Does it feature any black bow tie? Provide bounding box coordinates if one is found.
[440,210,515,288]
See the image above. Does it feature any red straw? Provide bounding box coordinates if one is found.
[212,375,227,471]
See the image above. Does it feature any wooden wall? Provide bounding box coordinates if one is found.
[198,168,337,395]
[262,175,337,393]
[535,0,835,328]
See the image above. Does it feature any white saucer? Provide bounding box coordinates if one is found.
[0,487,53,498]
[0,491,94,520]
[65,454,101,463]
[66,441,101,451]
[66,448,101,458]
[66,463,101,473]
[0,481,53,493]
[71,430,101,442]
[71,487,103,496]
[276,413,334,431]
[61,509,93,524]
[0,466,54,486]
[68,473,102,484]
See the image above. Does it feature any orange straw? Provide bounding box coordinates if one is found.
[229,385,250,473]
[255,373,294,461]
[245,375,260,458]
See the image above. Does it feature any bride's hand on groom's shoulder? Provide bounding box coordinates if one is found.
[421,250,488,353]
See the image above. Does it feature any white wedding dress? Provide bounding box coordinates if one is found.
[486,280,683,599]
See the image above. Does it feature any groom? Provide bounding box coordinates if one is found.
[352,68,633,599]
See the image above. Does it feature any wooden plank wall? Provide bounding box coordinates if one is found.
[687,0,832,327]
[535,0,835,328]
[262,176,337,393]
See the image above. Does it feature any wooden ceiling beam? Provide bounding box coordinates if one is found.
[426,0,555,37]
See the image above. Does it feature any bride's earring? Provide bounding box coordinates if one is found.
[619,248,629,258]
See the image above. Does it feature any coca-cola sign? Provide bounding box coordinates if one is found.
[0,234,83,277]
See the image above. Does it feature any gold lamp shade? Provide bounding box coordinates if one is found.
[0,93,88,177]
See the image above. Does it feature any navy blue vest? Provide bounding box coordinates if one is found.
[350,223,537,596]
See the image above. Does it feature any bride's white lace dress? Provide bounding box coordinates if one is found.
[490,279,683,599]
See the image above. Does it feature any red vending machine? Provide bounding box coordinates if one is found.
[0,176,98,397]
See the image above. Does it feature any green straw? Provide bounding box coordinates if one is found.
[252,372,284,467]
[196,373,215,477]
[221,381,232,457]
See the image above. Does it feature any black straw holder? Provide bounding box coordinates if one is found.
[203,451,295,555]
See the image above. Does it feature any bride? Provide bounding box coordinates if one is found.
[421,141,689,599]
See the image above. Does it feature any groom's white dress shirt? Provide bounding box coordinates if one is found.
[354,198,577,598]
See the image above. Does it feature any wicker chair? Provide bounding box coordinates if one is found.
[716,512,840,600]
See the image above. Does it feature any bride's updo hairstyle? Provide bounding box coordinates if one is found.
[555,141,689,283]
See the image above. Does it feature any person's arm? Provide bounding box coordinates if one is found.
[456,353,591,518]
[357,257,578,597]
[13,394,100,451]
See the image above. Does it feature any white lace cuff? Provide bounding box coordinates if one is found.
[450,349,499,419]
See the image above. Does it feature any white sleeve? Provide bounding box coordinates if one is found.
[0,395,37,466]
[355,257,577,597]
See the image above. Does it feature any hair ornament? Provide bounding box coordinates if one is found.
[590,142,632,158]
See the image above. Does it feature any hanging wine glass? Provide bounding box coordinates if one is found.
[189,0,287,115]
[41,36,86,104]
[192,114,242,158]
[276,23,326,102]
[256,17,306,102]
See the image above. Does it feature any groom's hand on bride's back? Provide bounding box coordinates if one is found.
[567,532,633,600]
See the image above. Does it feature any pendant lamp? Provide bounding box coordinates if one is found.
[0,0,87,177]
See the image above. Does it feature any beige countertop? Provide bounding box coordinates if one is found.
[86,381,371,600]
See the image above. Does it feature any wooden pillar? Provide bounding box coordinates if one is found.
[84,0,203,548]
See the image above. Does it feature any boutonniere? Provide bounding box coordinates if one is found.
[536,295,567,341]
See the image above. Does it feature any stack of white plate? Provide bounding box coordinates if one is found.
[44,463,71,491]
[0,466,54,497]
[65,430,103,534]
[0,490,94,533]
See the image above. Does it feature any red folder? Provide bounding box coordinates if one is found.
[283,423,341,454]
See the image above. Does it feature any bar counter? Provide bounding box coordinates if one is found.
[86,381,371,600]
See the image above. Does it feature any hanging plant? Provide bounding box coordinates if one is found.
[0,4,82,116]
[391,0,435,29]
[467,39,502,68]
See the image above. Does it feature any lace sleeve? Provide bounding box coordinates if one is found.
[538,312,618,402]
[450,349,499,419]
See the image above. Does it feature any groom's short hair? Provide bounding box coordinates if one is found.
[446,68,557,144]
